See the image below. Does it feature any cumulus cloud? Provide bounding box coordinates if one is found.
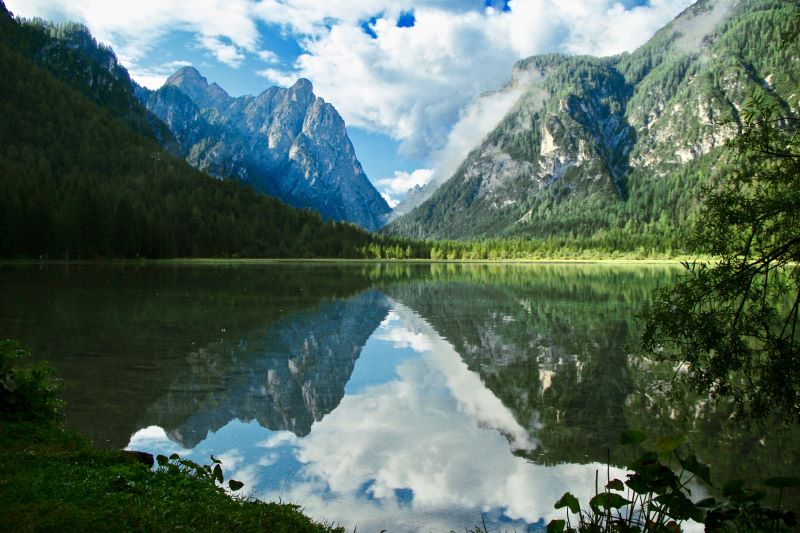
[256,49,280,64]
[375,169,435,207]
[131,60,193,89]
[256,67,299,87]
[6,0,259,79]
[8,0,695,201]
[198,35,246,68]
[265,0,693,163]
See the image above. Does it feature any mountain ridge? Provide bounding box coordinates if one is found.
[141,66,393,231]
[0,1,390,260]
[385,0,799,248]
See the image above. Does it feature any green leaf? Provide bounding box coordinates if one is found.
[722,479,746,497]
[212,464,223,483]
[228,479,244,491]
[626,475,652,495]
[656,492,703,522]
[679,454,712,486]
[156,454,169,466]
[554,492,580,514]
[546,519,566,533]
[696,497,717,508]
[620,429,647,446]
[590,492,632,510]
[210,454,222,464]
[606,479,625,491]
[655,434,687,456]
[764,477,800,488]
[169,453,180,461]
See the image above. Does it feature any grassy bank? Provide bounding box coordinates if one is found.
[0,420,347,532]
[0,340,343,533]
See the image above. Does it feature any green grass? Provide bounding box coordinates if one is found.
[0,419,344,533]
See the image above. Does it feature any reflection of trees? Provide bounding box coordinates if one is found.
[385,264,799,504]
[384,265,669,464]
[144,290,392,447]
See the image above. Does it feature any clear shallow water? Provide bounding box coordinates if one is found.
[1,263,797,531]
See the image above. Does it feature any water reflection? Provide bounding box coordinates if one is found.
[142,290,391,446]
[1,263,796,530]
[129,300,627,532]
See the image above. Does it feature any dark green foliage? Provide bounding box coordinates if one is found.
[0,420,344,532]
[548,430,798,532]
[0,7,401,260]
[0,3,174,146]
[642,96,800,424]
[0,339,62,422]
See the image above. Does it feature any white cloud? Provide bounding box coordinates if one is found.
[375,168,435,206]
[126,425,191,456]
[7,0,695,199]
[381,193,399,209]
[6,0,259,75]
[257,0,694,165]
[198,35,246,68]
[129,60,193,89]
[256,49,280,64]
[256,67,300,87]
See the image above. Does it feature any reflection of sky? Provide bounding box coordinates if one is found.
[128,301,631,532]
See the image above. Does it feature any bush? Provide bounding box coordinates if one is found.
[0,339,62,421]
[547,430,799,532]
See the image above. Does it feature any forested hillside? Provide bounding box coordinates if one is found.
[385,0,799,254]
[0,3,396,259]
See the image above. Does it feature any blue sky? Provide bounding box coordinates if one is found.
[7,0,693,206]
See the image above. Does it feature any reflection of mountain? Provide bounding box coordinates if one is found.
[384,265,665,462]
[143,290,391,447]
[384,264,800,507]
[0,264,384,447]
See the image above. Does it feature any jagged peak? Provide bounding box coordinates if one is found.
[291,78,314,93]
[166,66,207,88]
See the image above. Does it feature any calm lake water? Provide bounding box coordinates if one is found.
[1,262,797,531]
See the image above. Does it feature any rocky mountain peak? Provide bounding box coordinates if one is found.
[143,68,393,230]
[166,66,206,88]
[166,66,231,110]
[290,78,314,98]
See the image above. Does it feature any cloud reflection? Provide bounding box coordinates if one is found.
[263,302,625,531]
[127,301,632,532]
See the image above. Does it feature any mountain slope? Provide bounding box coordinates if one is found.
[0,2,382,259]
[386,0,799,249]
[2,12,176,149]
[141,68,393,231]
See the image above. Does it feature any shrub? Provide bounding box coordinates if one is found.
[0,339,63,421]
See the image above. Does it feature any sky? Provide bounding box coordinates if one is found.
[7,0,695,207]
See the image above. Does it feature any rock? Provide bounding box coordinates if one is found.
[142,68,392,231]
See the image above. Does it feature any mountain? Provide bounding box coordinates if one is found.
[385,0,799,249]
[141,67,393,231]
[0,12,176,149]
[0,2,384,259]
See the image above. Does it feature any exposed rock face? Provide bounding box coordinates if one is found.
[386,0,799,240]
[142,68,392,230]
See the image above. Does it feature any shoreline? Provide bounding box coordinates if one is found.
[0,257,703,266]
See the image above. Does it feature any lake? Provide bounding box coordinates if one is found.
[1,262,797,532]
